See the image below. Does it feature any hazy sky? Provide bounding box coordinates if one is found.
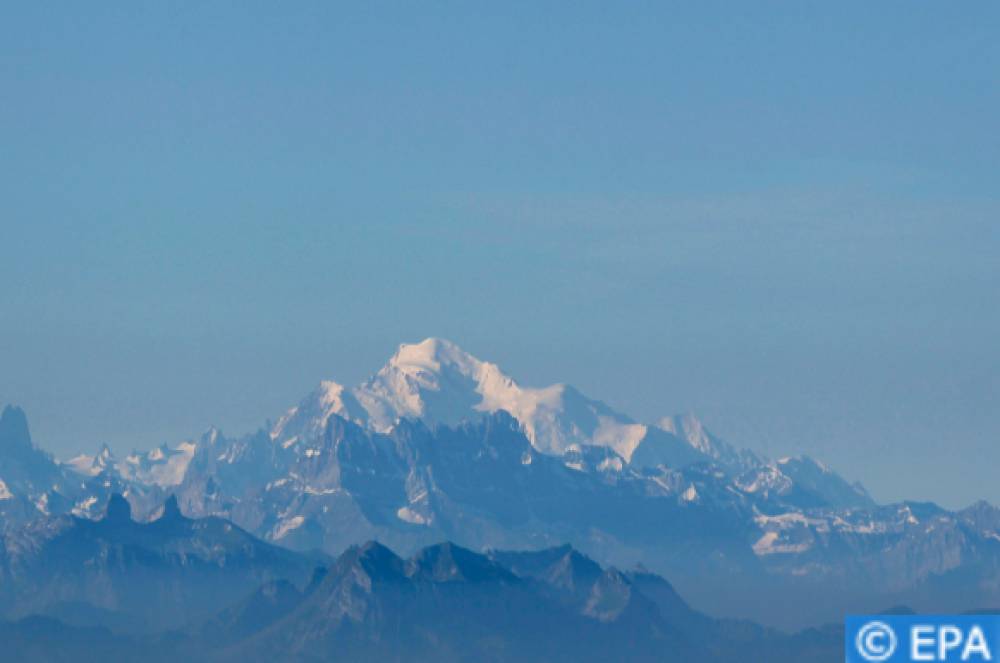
[1,3,997,508]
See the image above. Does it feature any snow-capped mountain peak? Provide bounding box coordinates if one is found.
[65,443,116,477]
[656,413,759,472]
[658,414,713,454]
[269,338,513,440]
[267,338,658,461]
[270,380,368,445]
[266,338,748,468]
[117,440,197,487]
[356,337,510,431]
[388,337,482,376]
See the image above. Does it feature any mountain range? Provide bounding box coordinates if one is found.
[2,338,998,629]
[0,496,841,662]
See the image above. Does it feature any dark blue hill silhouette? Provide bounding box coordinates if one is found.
[0,493,322,632]
[0,499,844,662]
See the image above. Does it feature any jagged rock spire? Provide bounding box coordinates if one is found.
[105,493,132,523]
[159,494,183,520]
[0,405,31,448]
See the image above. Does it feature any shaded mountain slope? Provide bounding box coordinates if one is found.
[0,494,323,631]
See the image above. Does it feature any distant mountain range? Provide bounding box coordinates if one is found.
[0,496,841,662]
[2,338,999,629]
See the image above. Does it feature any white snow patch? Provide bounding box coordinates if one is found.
[900,507,919,525]
[598,455,624,473]
[592,418,647,462]
[735,464,793,496]
[72,495,98,516]
[754,511,818,528]
[152,442,195,486]
[304,486,341,496]
[397,506,429,525]
[753,531,779,554]
[752,531,813,556]
[650,475,678,495]
[272,515,305,540]
[65,454,99,476]
[0,479,12,500]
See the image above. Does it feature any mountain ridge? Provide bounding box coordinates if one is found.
[268,337,738,466]
[0,502,845,661]
[1,338,997,628]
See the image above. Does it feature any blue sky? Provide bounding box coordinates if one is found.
[1,2,998,508]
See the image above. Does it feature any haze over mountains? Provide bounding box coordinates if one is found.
[2,338,1000,630]
[0,494,842,662]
